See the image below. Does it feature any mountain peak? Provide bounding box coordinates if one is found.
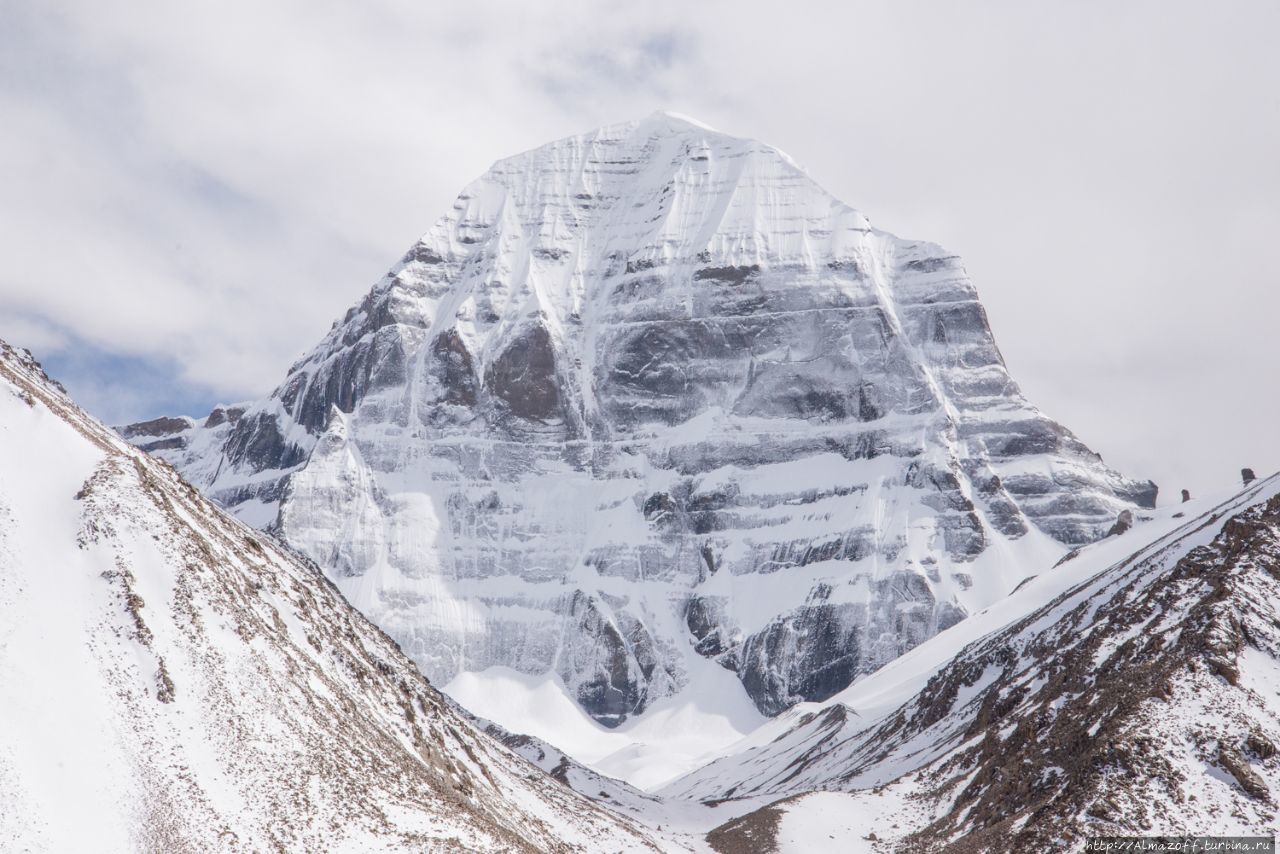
[478,111,807,217]
[122,119,1156,741]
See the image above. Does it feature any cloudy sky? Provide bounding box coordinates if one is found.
[3,0,1276,500]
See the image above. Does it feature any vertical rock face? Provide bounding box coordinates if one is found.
[125,113,1156,724]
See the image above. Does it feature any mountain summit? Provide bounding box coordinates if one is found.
[125,115,1155,736]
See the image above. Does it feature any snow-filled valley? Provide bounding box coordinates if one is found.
[446,661,764,791]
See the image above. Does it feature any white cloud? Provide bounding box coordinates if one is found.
[1,0,1277,496]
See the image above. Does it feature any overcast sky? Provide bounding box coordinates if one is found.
[3,0,1276,501]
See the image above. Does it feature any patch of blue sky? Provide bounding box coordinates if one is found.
[37,335,225,427]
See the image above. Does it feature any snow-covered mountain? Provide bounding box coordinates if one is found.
[0,341,664,852]
[123,112,1155,733]
[666,474,1280,850]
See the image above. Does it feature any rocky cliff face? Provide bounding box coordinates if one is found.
[124,113,1155,725]
[0,340,660,852]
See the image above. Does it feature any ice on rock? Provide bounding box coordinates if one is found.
[124,113,1156,725]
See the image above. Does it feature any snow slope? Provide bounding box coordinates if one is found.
[673,474,1280,851]
[446,661,764,790]
[123,112,1153,737]
[0,341,667,853]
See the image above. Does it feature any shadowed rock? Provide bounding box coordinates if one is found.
[1106,509,1135,537]
[119,416,191,439]
[485,324,562,423]
[428,328,479,408]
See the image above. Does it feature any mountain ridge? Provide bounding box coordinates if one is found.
[668,472,1280,851]
[0,340,665,852]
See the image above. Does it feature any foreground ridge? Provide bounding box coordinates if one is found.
[0,341,665,852]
